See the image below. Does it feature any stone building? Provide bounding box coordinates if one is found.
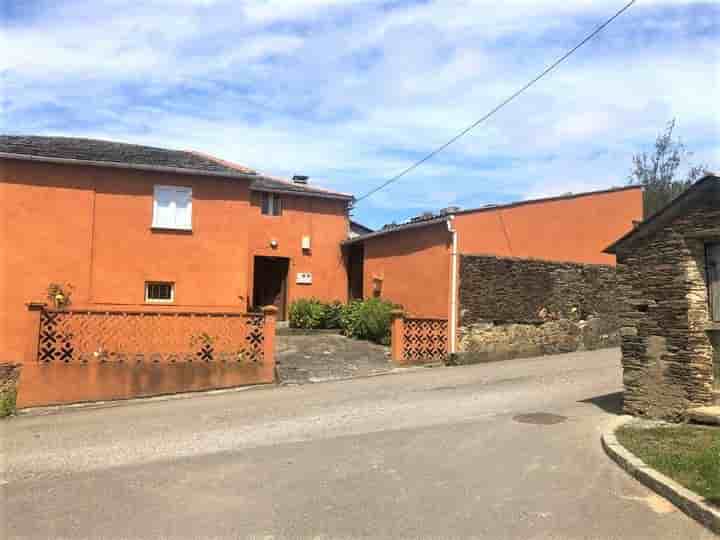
[606,173,719,420]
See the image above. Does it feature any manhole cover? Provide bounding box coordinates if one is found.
[513,412,567,425]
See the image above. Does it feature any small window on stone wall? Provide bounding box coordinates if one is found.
[707,243,720,322]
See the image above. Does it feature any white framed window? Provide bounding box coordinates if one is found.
[152,185,192,230]
[261,193,282,216]
[145,282,174,303]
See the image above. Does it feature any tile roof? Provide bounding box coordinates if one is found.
[0,135,353,200]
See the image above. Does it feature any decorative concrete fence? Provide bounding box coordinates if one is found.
[390,309,449,365]
[17,304,277,408]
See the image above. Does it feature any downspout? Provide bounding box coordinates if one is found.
[447,216,458,354]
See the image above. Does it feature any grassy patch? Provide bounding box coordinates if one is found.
[617,425,720,506]
[0,387,17,418]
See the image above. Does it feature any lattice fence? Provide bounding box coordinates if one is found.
[37,309,265,364]
[402,317,448,363]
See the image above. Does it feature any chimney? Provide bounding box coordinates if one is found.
[292,175,309,185]
[439,206,460,215]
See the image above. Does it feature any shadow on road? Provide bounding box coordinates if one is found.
[579,391,624,415]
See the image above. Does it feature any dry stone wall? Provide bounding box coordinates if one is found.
[616,204,720,420]
[457,255,619,363]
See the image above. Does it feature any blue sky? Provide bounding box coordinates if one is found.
[2,0,718,228]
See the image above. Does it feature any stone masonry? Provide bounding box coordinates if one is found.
[457,255,619,363]
[615,204,720,421]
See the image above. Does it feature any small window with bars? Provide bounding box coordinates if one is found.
[145,282,174,303]
[261,193,282,216]
[707,243,720,322]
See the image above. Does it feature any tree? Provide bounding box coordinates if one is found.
[628,119,707,218]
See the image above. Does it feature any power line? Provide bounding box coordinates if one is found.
[353,0,637,205]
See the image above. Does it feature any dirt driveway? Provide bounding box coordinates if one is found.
[275,330,396,384]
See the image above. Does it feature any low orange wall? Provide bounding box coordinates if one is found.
[16,360,275,408]
[15,304,278,408]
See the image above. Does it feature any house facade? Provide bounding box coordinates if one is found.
[344,186,644,353]
[1,135,352,406]
[606,173,719,420]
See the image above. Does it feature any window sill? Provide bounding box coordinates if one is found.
[151,226,192,234]
[705,322,720,332]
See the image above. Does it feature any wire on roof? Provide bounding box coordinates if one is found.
[353,0,637,205]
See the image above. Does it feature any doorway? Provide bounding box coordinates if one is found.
[347,244,364,300]
[253,256,289,320]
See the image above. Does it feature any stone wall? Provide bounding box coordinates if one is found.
[617,204,720,420]
[457,255,619,363]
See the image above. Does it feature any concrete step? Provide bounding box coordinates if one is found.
[687,406,720,426]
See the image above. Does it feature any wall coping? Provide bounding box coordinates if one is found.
[460,253,616,270]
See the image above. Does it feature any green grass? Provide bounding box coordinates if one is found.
[617,425,720,506]
[0,387,17,418]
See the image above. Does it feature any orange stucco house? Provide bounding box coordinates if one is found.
[1,135,353,406]
[344,186,644,353]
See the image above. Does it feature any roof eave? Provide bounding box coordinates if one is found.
[1,151,355,201]
[249,184,354,201]
[0,151,257,181]
[342,216,450,245]
[604,173,719,254]
[453,185,644,219]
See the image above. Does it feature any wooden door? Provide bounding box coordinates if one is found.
[253,257,289,320]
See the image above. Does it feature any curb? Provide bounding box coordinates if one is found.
[601,416,720,535]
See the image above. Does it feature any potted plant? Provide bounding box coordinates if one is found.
[47,282,74,310]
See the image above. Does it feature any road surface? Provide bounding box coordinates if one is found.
[3,349,713,539]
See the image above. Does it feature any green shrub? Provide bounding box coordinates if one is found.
[340,298,395,345]
[324,300,344,329]
[289,298,327,329]
[0,388,17,418]
[289,298,396,344]
[339,300,363,337]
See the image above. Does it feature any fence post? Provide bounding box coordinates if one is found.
[390,309,405,364]
[25,303,46,363]
[261,305,278,371]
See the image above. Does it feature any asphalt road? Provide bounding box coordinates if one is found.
[3,349,714,539]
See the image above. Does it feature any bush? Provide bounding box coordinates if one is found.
[324,300,344,329]
[289,298,327,329]
[0,388,17,418]
[289,298,396,345]
[340,298,395,345]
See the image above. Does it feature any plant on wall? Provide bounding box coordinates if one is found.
[47,282,74,309]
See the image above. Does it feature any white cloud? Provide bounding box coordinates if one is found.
[3,0,718,228]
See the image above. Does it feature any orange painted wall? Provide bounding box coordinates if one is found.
[454,187,643,265]
[1,158,349,368]
[362,223,451,318]
[247,191,350,308]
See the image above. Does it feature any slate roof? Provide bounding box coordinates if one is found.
[0,135,353,200]
[605,173,719,254]
[343,215,450,245]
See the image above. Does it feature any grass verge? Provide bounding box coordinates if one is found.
[617,425,720,506]
[0,387,17,418]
